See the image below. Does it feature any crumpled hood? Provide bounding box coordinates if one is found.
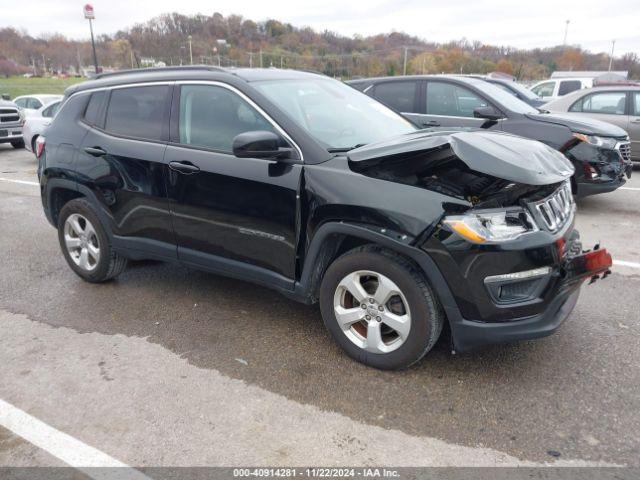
[526,112,628,137]
[348,130,574,186]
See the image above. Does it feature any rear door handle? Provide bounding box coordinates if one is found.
[84,146,107,157]
[421,120,440,127]
[168,161,200,175]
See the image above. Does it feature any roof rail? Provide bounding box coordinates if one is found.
[95,65,226,80]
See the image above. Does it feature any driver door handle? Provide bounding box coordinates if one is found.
[84,146,107,157]
[169,161,200,175]
[421,120,440,127]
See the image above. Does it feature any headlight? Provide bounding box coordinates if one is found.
[443,208,538,244]
[573,133,617,149]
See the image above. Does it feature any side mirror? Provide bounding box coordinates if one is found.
[232,131,296,162]
[473,106,503,121]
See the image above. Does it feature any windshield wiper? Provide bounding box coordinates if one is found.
[327,143,367,153]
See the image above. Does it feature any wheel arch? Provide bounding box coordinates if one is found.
[295,222,463,330]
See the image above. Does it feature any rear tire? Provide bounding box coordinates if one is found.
[11,139,25,149]
[319,246,444,370]
[31,135,38,153]
[57,198,127,283]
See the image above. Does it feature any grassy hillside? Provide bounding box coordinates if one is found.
[0,76,85,100]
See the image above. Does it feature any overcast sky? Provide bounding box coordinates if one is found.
[2,0,639,56]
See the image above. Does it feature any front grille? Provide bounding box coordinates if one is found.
[531,181,574,233]
[617,142,631,163]
[0,107,20,124]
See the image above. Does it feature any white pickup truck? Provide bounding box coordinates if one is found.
[0,98,25,148]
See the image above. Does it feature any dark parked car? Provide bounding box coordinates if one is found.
[38,67,611,369]
[348,75,633,197]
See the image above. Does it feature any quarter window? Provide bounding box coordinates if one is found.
[531,82,555,98]
[373,81,417,113]
[42,102,61,118]
[570,92,626,115]
[105,86,169,141]
[83,91,105,125]
[558,80,582,96]
[28,98,43,109]
[426,82,489,117]
[178,84,277,152]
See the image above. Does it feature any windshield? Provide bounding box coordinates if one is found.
[474,81,538,114]
[253,78,416,150]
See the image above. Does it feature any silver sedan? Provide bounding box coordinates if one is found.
[543,86,640,163]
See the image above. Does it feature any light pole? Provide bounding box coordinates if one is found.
[403,46,408,75]
[188,35,193,65]
[83,4,99,74]
[608,40,616,72]
[562,20,570,47]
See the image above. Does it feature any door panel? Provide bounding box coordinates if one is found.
[167,83,301,279]
[165,147,301,278]
[76,84,175,259]
[77,129,174,253]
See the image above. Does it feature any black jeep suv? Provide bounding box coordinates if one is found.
[38,67,611,369]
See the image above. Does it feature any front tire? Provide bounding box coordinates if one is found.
[319,246,444,370]
[57,198,127,283]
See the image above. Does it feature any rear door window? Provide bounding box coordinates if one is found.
[558,80,582,96]
[41,102,61,118]
[571,92,627,115]
[373,81,418,113]
[426,82,488,117]
[104,86,170,141]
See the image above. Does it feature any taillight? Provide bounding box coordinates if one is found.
[35,136,46,159]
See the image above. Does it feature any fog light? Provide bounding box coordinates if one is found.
[484,267,552,305]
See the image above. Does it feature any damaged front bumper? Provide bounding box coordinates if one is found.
[449,244,612,352]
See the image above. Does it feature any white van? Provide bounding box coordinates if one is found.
[530,78,593,102]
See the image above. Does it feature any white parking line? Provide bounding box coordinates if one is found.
[614,259,640,269]
[0,398,150,480]
[620,187,640,191]
[0,177,39,186]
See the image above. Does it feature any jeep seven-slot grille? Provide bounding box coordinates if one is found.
[532,182,574,232]
[617,142,631,163]
[0,108,20,123]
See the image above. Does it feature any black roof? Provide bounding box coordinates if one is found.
[65,66,324,96]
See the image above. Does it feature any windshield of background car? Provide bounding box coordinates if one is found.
[474,81,539,114]
[253,78,417,150]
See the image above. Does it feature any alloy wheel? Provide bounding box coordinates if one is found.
[63,213,100,272]
[333,270,411,354]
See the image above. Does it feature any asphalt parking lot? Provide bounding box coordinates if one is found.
[0,143,639,470]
